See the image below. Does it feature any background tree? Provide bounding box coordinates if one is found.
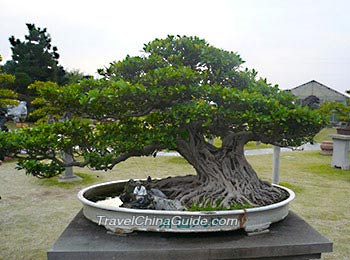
[319,101,350,126]
[0,36,327,208]
[301,95,320,110]
[0,54,18,118]
[3,23,66,100]
[64,69,92,84]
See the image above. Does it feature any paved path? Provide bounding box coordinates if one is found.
[157,143,321,157]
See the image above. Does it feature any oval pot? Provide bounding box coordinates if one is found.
[336,127,350,135]
[77,180,295,234]
[320,141,333,155]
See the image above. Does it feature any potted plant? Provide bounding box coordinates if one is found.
[319,102,350,135]
[320,141,333,155]
[0,36,327,232]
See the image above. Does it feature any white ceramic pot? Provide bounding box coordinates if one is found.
[77,180,295,234]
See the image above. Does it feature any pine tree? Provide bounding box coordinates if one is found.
[3,23,66,98]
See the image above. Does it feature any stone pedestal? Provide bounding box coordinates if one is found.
[58,174,82,182]
[47,210,332,260]
[58,152,82,182]
[330,134,350,170]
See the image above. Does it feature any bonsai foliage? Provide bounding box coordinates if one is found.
[319,101,350,124]
[0,73,18,109]
[0,54,18,110]
[1,36,327,208]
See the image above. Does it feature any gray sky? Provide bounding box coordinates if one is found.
[1,0,350,93]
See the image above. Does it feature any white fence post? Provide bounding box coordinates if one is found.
[272,146,281,184]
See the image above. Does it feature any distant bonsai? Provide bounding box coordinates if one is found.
[301,95,320,110]
[0,54,18,129]
[319,101,350,127]
[0,36,327,208]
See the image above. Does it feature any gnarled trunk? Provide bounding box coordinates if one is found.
[154,130,287,208]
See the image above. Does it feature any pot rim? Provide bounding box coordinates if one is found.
[77,179,295,216]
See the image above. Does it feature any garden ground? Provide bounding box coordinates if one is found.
[0,149,348,259]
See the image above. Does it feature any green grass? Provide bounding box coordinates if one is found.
[244,141,272,150]
[213,138,272,150]
[246,151,349,259]
[278,181,304,193]
[4,121,33,130]
[188,201,253,211]
[4,121,17,130]
[167,157,188,164]
[314,127,336,142]
[38,172,99,189]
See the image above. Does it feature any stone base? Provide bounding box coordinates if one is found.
[47,210,332,260]
[330,134,350,170]
[58,174,82,183]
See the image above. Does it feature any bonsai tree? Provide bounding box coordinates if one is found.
[319,101,350,127]
[0,54,19,128]
[0,36,326,208]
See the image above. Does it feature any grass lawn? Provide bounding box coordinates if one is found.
[314,127,337,142]
[0,151,348,259]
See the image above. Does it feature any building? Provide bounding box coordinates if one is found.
[289,80,348,105]
[289,80,349,124]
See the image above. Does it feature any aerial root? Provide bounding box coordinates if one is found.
[152,175,287,208]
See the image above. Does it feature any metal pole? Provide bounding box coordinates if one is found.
[272,146,281,184]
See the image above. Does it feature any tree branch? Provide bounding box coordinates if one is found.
[106,143,163,170]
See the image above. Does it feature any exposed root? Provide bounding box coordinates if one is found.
[152,175,288,209]
[152,132,289,209]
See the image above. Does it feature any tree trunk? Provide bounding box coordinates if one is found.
[154,130,287,208]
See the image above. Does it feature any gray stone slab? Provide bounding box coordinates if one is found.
[48,210,332,260]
